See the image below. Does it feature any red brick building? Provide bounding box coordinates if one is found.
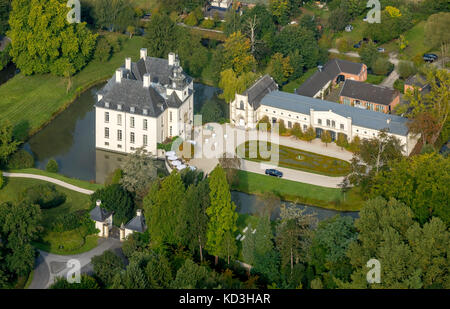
[339,80,400,114]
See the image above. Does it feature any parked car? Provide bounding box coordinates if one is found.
[345,25,353,32]
[377,47,385,53]
[423,54,438,62]
[265,169,283,178]
[353,41,362,48]
[424,53,438,60]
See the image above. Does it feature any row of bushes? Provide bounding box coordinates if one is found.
[6,149,58,172]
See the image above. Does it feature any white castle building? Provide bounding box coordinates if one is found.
[230,75,419,155]
[95,49,194,156]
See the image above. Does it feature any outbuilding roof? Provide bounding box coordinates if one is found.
[242,74,278,109]
[260,91,409,136]
[296,59,365,97]
[339,80,399,106]
[89,206,113,222]
[124,211,147,233]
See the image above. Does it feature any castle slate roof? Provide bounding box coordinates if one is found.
[95,55,192,117]
[296,59,365,97]
[260,91,409,136]
[125,213,147,233]
[243,74,278,109]
[339,80,399,106]
[90,206,113,222]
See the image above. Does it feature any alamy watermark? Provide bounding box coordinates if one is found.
[66,0,81,24]
[66,259,81,284]
[366,259,381,284]
[366,0,381,24]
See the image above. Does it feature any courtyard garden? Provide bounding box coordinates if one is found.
[237,141,351,177]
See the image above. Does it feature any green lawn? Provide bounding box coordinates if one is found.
[0,177,99,255]
[0,34,144,137]
[366,74,385,85]
[232,170,363,211]
[237,141,351,177]
[399,21,429,60]
[7,168,103,191]
[282,68,317,93]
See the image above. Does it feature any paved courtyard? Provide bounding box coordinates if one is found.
[188,125,353,188]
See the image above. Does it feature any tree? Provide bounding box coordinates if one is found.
[328,7,350,32]
[8,0,97,76]
[339,197,449,289]
[182,180,210,262]
[425,12,450,67]
[184,12,198,26]
[200,99,224,124]
[0,201,42,276]
[404,68,449,145]
[91,184,135,226]
[126,25,135,38]
[0,0,11,35]
[92,250,124,287]
[218,153,241,186]
[111,261,149,289]
[256,115,271,131]
[46,159,59,173]
[397,61,417,80]
[220,230,237,265]
[269,0,289,25]
[345,130,403,197]
[276,205,315,275]
[144,13,179,58]
[51,275,100,289]
[303,126,316,143]
[336,133,349,150]
[308,216,356,288]
[120,147,157,199]
[0,120,20,166]
[266,53,293,85]
[206,165,238,265]
[94,37,112,62]
[371,153,450,226]
[144,171,186,246]
[321,130,332,147]
[407,112,440,146]
[219,69,257,103]
[171,259,210,289]
[360,41,379,69]
[91,0,138,32]
[223,31,256,76]
[291,123,303,139]
[145,251,173,288]
[372,57,392,76]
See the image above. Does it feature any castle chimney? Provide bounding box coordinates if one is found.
[143,74,151,88]
[387,118,391,124]
[96,200,101,207]
[168,52,175,66]
[125,57,131,71]
[140,48,147,60]
[115,69,122,83]
[136,209,142,217]
[97,93,103,102]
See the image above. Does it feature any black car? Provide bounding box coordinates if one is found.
[423,53,438,62]
[265,169,283,178]
[353,41,362,48]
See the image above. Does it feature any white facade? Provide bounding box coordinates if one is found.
[231,90,418,156]
[95,51,194,157]
[211,0,232,9]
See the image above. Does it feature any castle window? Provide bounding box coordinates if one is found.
[143,119,148,130]
[240,101,244,110]
[130,117,135,128]
[104,127,109,139]
[130,132,135,144]
[117,130,122,141]
[104,112,109,123]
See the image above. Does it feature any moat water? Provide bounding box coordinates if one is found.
[16,82,357,220]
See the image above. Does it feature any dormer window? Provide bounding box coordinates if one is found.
[130,106,135,113]
[117,104,122,110]
[143,109,148,115]
[105,102,110,108]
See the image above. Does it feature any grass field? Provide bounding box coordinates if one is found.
[232,170,363,211]
[366,74,385,85]
[399,21,429,60]
[0,177,99,255]
[237,141,351,177]
[0,34,144,138]
[7,168,103,191]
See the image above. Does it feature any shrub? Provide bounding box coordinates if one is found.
[256,116,271,131]
[51,210,87,232]
[372,57,392,75]
[201,19,215,29]
[336,38,350,53]
[393,79,405,94]
[94,37,112,62]
[105,168,123,185]
[7,149,34,169]
[106,35,122,53]
[0,170,3,189]
[397,61,416,79]
[19,184,67,209]
[46,159,59,173]
[184,12,198,26]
